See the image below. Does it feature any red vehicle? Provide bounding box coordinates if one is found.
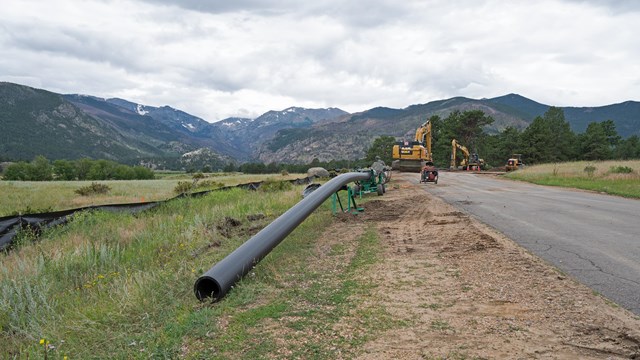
[420,162,438,184]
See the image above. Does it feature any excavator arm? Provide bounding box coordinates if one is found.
[450,139,470,169]
[414,121,432,161]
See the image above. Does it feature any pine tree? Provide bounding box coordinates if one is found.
[521,116,553,164]
[544,107,576,162]
[365,135,396,165]
[580,123,611,160]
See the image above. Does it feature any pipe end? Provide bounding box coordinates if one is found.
[194,276,222,302]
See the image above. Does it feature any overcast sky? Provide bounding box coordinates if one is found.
[1,0,639,122]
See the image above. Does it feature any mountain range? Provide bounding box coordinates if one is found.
[1,82,638,167]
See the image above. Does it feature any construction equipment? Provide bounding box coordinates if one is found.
[450,139,484,171]
[505,154,525,171]
[420,161,438,184]
[352,159,391,196]
[450,139,469,169]
[469,153,485,171]
[391,120,432,172]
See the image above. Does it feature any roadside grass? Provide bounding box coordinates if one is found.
[0,173,307,216]
[0,181,392,358]
[504,160,640,198]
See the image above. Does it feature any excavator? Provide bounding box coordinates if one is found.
[391,120,432,172]
[450,139,484,171]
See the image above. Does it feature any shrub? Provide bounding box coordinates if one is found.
[87,159,115,180]
[583,165,597,178]
[29,155,53,181]
[3,156,53,181]
[53,159,77,180]
[609,166,634,174]
[75,182,112,196]
[132,166,155,180]
[113,164,135,180]
[174,181,194,194]
[3,162,30,180]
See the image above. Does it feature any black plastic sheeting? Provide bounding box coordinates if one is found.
[301,183,322,198]
[0,176,315,251]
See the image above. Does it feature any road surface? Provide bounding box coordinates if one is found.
[402,171,640,315]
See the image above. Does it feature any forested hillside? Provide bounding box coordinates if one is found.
[0,83,165,161]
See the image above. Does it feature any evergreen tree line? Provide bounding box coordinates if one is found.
[2,156,155,181]
[369,107,640,169]
[477,107,640,167]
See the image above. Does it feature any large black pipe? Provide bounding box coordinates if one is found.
[194,171,373,301]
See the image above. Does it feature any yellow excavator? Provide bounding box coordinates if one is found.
[451,139,484,171]
[391,120,432,172]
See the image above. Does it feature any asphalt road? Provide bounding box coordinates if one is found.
[402,171,640,315]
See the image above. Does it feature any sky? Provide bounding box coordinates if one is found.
[1,0,639,122]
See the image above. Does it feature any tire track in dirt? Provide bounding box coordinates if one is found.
[356,180,640,359]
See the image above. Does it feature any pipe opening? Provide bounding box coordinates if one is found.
[194,277,221,302]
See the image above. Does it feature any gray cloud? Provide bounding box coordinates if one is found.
[1,0,639,121]
[4,22,143,72]
[137,0,301,15]
[568,0,640,12]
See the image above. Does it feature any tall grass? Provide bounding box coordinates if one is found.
[505,160,640,198]
[1,188,278,353]
[0,181,389,358]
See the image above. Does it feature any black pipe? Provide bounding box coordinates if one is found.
[194,171,373,301]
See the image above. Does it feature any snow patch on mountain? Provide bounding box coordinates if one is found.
[136,104,149,116]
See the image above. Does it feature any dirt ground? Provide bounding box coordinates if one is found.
[347,178,640,359]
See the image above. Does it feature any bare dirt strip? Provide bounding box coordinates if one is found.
[351,178,640,359]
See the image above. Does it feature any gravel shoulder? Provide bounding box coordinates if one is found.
[353,177,640,359]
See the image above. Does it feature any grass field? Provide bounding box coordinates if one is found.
[0,177,391,358]
[504,160,640,198]
[0,173,306,216]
